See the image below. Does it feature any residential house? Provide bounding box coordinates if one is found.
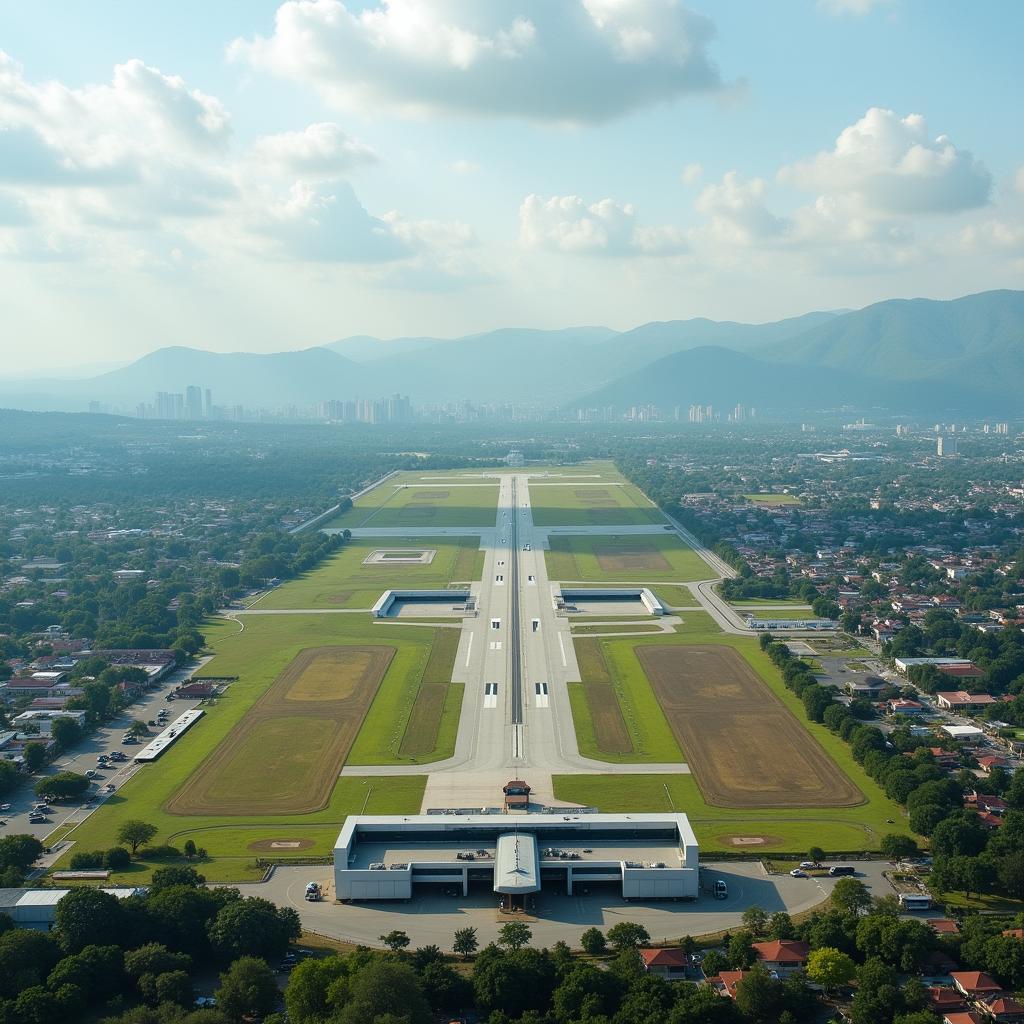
[950,972,1002,1001]
[928,919,961,936]
[888,698,926,716]
[751,940,809,977]
[927,986,967,1015]
[639,948,688,979]
[980,995,1024,1023]
[936,692,999,712]
[708,971,748,999]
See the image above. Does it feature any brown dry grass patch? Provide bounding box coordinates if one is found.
[595,542,672,573]
[637,645,863,808]
[167,645,394,816]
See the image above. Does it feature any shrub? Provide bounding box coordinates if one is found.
[69,851,104,870]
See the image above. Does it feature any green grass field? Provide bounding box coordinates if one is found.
[728,598,812,608]
[735,607,822,620]
[553,774,904,856]
[743,493,801,506]
[325,472,500,529]
[528,479,664,526]
[563,616,909,847]
[257,535,484,610]
[46,612,455,883]
[545,534,711,583]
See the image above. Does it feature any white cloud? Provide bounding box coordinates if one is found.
[249,122,376,180]
[694,172,785,244]
[780,107,991,215]
[229,0,723,122]
[817,0,892,13]
[680,162,702,185]
[518,193,687,256]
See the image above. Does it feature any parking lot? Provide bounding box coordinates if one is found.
[2,665,201,856]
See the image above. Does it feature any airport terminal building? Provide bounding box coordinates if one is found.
[333,812,699,902]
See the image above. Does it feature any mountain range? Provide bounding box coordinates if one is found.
[1,289,1021,416]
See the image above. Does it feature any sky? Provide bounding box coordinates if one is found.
[0,0,1021,374]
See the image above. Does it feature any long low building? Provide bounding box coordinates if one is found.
[333,812,699,902]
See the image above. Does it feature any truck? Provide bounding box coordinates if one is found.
[304,882,321,902]
[829,865,856,876]
[700,872,728,899]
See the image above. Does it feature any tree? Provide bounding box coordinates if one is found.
[831,877,872,916]
[54,888,124,953]
[35,771,89,801]
[0,834,44,875]
[154,969,193,1009]
[699,950,728,977]
[806,947,856,991]
[767,912,795,940]
[124,943,191,980]
[734,965,783,1024]
[808,846,826,864]
[606,921,650,951]
[23,743,47,773]
[452,927,478,959]
[880,834,918,861]
[215,955,279,1022]
[183,839,197,859]
[150,865,205,890]
[728,930,757,969]
[126,720,150,738]
[207,897,301,961]
[48,717,82,752]
[742,906,769,936]
[498,921,532,952]
[379,930,410,953]
[103,847,131,871]
[580,927,607,956]
[337,960,432,1024]
[116,820,157,856]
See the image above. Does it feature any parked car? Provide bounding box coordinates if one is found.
[790,869,806,877]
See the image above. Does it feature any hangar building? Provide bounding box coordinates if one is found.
[333,812,699,902]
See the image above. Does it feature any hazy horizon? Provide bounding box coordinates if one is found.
[0,0,1021,374]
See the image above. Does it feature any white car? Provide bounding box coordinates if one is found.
[790,869,807,877]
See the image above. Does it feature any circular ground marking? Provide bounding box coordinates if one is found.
[247,838,316,852]
[720,835,785,847]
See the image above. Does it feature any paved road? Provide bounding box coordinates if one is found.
[242,859,896,949]
[3,666,202,851]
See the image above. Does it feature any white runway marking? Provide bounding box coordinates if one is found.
[558,633,567,666]
[464,631,473,667]
[484,682,498,709]
[534,682,549,708]
[489,640,503,650]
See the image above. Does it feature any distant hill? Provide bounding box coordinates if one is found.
[77,346,368,407]
[1,289,1020,415]
[576,344,996,415]
[770,289,1024,400]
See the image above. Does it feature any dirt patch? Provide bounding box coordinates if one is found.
[247,838,316,852]
[720,835,785,847]
[595,542,672,573]
[636,645,863,808]
[325,591,355,605]
[573,638,633,754]
[167,645,394,816]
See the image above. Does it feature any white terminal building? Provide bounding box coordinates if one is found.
[333,813,699,902]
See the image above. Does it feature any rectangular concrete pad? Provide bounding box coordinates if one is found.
[636,645,863,808]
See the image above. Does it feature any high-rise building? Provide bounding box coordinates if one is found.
[937,435,958,457]
[185,385,203,420]
[204,388,213,418]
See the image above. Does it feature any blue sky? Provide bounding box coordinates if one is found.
[0,0,1021,372]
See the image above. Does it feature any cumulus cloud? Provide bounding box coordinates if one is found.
[694,172,786,244]
[229,0,723,122]
[680,162,702,185]
[249,122,376,180]
[519,193,686,256]
[780,107,992,215]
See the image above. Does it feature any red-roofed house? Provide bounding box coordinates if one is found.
[710,971,748,999]
[1001,928,1024,939]
[888,698,926,715]
[977,811,1006,830]
[172,680,218,699]
[977,755,1012,775]
[951,972,1002,999]
[752,939,810,977]
[937,663,985,680]
[942,1012,985,1024]
[927,986,967,1014]
[928,919,961,936]
[981,995,1024,1022]
[639,948,688,979]
[936,691,999,711]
